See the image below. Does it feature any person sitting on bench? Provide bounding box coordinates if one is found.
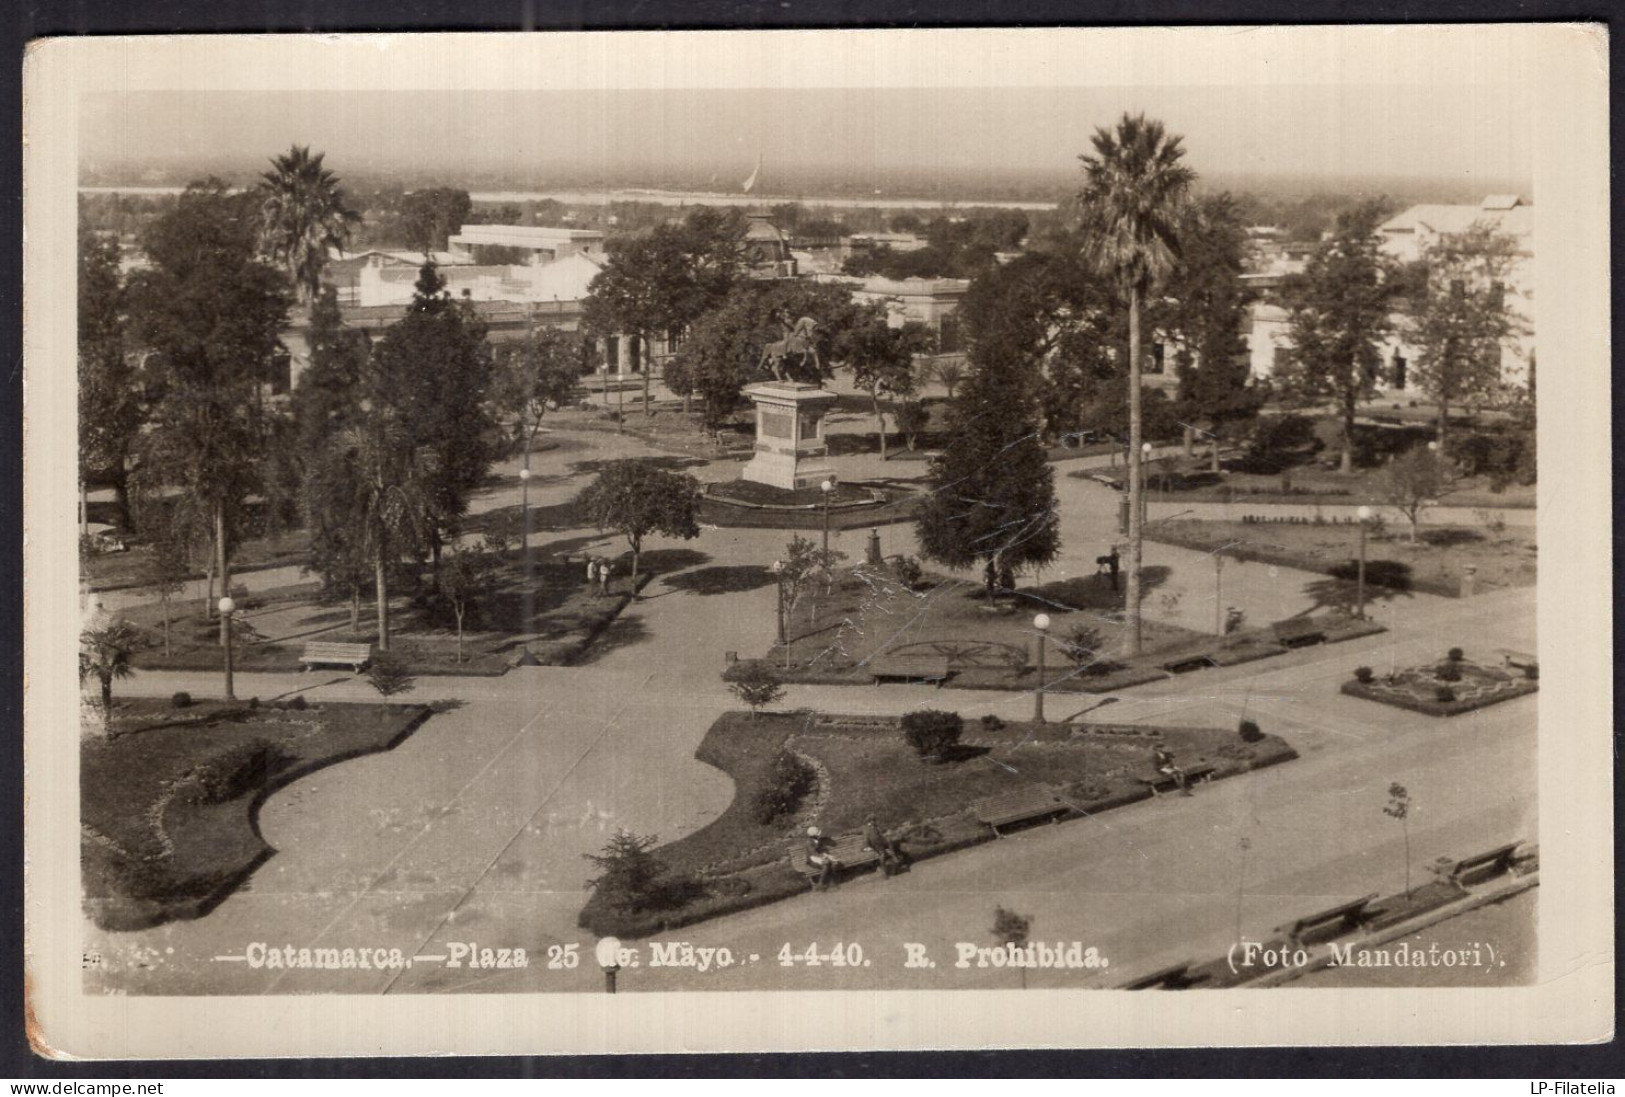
[863,816,905,877]
[805,827,841,890]
[1152,745,1193,796]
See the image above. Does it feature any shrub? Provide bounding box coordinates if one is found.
[287,695,309,711]
[892,555,923,589]
[1447,647,1464,663]
[901,709,963,762]
[183,739,292,804]
[1435,686,1457,703]
[1525,664,1539,681]
[171,691,193,709]
[366,653,416,698]
[584,830,703,915]
[980,714,1005,731]
[1062,624,1106,668]
[248,696,260,710]
[729,662,785,717]
[1238,718,1264,743]
[1436,662,1462,683]
[1354,666,1374,684]
[750,750,817,825]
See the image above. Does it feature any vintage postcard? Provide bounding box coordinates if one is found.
[23,26,1612,1058]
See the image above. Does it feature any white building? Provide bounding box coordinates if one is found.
[446,224,605,265]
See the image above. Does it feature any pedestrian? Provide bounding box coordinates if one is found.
[863,816,903,877]
[1106,547,1121,592]
[1152,743,1192,796]
[599,558,613,597]
[585,557,598,595]
[804,826,840,890]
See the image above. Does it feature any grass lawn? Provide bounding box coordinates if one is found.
[1088,461,1536,510]
[578,710,1298,938]
[81,697,433,931]
[85,527,310,593]
[127,554,651,678]
[1145,518,1536,598]
[1341,659,1538,716]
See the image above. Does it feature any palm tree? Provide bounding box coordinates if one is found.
[259,145,362,304]
[1078,113,1195,656]
[339,414,435,652]
[80,619,141,712]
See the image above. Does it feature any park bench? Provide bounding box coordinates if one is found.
[787,832,881,886]
[1136,764,1215,797]
[1274,893,1378,946]
[1161,652,1217,675]
[1495,648,1538,674]
[1272,617,1327,649]
[1431,841,1521,887]
[1120,960,1209,990]
[970,785,1074,835]
[868,653,951,686]
[300,641,373,672]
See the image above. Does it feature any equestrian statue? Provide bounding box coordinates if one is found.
[757,315,822,384]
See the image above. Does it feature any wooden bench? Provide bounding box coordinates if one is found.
[971,786,1073,835]
[787,832,882,885]
[1434,841,1521,887]
[1120,960,1208,990]
[1136,764,1215,797]
[868,654,951,686]
[1495,648,1538,673]
[1162,652,1217,675]
[1274,893,1378,946]
[300,641,373,672]
[1272,617,1327,649]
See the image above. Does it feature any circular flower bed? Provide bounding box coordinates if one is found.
[1340,658,1537,716]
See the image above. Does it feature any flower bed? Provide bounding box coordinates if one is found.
[578,710,1297,939]
[1340,660,1538,716]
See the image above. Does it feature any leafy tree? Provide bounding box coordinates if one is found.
[400,187,472,253]
[79,619,141,711]
[583,829,700,914]
[1380,445,1453,542]
[900,709,963,762]
[841,312,931,460]
[916,360,1060,597]
[895,400,930,451]
[493,326,587,466]
[776,535,823,614]
[369,264,498,580]
[440,541,498,663]
[1408,223,1528,455]
[575,459,702,588]
[582,207,749,416]
[1383,782,1413,897]
[1078,112,1196,657]
[671,279,865,431]
[292,286,369,454]
[729,662,786,717]
[142,525,192,657]
[78,231,144,532]
[125,179,291,647]
[1166,194,1263,469]
[258,145,361,303]
[1277,200,1398,474]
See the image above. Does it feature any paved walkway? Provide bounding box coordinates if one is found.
[82,421,1537,995]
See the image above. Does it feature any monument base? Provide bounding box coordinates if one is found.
[739,381,840,492]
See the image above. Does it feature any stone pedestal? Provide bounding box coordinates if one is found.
[740,382,839,491]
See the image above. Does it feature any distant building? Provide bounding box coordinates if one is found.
[446,224,605,265]
[820,273,970,352]
[744,216,798,279]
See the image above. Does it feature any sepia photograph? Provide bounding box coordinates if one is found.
[22,26,1612,1057]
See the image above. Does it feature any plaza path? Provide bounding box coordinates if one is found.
[83,421,1537,995]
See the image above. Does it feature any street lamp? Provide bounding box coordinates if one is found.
[1140,442,1153,528]
[218,596,236,701]
[820,478,836,555]
[770,559,788,664]
[1032,613,1051,725]
[518,466,533,582]
[594,936,623,994]
[1214,553,1226,637]
[1355,505,1372,620]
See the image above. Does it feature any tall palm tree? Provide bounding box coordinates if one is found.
[259,145,362,304]
[1078,113,1195,656]
[339,414,435,652]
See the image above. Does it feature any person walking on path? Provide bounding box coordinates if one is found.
[586,557,599,596]
[599,559,613,598]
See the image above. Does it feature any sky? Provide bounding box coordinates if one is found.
[81,84,1533,195]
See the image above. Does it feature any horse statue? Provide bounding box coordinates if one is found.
[757,315,822,383]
